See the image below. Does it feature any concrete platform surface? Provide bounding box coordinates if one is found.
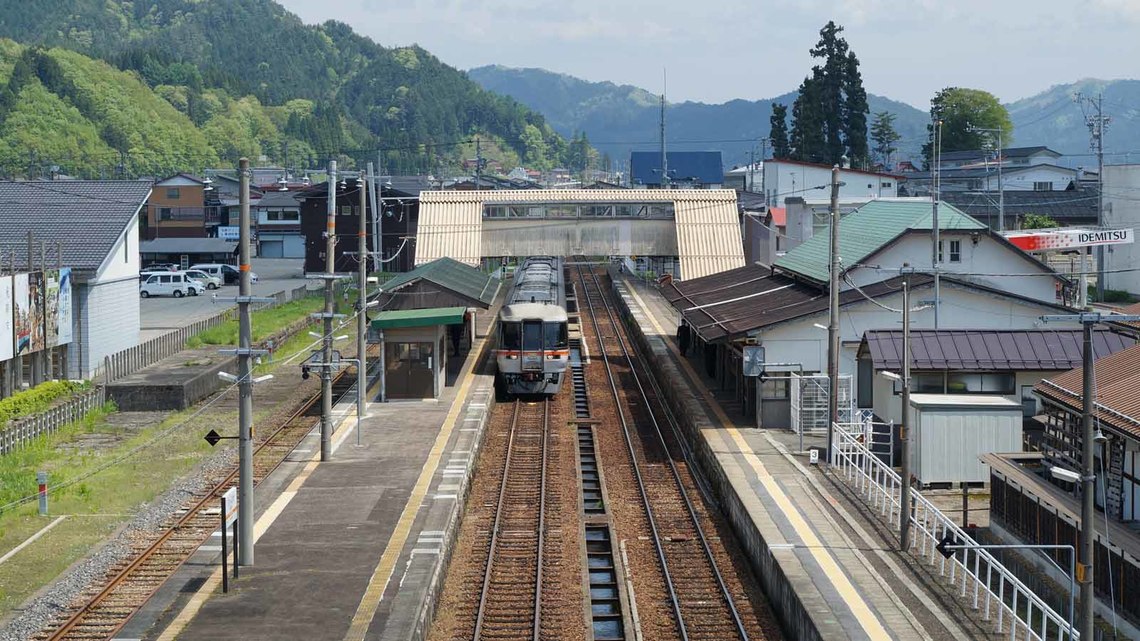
[614,274,983,641]
[127,340,494,641]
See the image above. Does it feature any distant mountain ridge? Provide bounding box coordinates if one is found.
[468,66,1140,170]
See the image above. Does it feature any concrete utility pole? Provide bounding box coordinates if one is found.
[369,160,380,272]
[1075,92,1110,301]
[321,160,337,462]
[356,169,368,445]
[237,157,255,565]
[931,119,943,329]
[826,165,841,461]
[900,277,912,550]
[1041,311,1140,640]
[968,124,1005,231]
[475,138,483,188]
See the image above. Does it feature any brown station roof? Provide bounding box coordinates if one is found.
[663,264,932,342]
[1035,342,1140,439]
[861,329,1135,371]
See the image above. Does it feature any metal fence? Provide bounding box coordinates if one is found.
[97,283,312,384]
[831,422,1076,640]
[0,387,106,455]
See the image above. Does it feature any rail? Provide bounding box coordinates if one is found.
[830,422,1077,640]
[578,265,749,641]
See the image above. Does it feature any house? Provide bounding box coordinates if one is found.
[630,151,723,189]
[900,164,1088,197]
[762,159,901,207]
[937,145,1062,169]
[724,162,764,192]
[774,200,1067,304]
[983,342,1140,634]
[939,189,1100,230]
[297,177,421,275]
[856,328,1135,424]
[252,190,304,258]
[662,264,1084,428]
[1104,164,1140,295]
[0,181,152,387]
[138,238,237,267]
[143,174,218,239]
[779,196,932,254]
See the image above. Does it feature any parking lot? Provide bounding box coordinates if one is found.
[139,259,318,341]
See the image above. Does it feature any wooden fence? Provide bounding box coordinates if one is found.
[0,387,106,455]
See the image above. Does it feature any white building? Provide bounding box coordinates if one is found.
[1103,164,1140,295]
[762,159,901,207]
[0,181,151,382]
[253,190,304,258]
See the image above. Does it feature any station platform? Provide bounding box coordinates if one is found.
[612,273,986,641]
[124,339,497,641]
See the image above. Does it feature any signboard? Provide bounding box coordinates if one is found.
[222,487,238,527]
[13,273,32,356]
[0,277,12,361]
[217,226,240,241]
[1005,228,1134,252]
[742,345,765,377]
[55,268,72,346]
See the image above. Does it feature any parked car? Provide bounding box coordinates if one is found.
[143,263,180,272]
[190,263,259,285]
[139,272,205,298]
[183,268,222,290]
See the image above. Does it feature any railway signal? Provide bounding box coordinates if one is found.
[203,429,237,447]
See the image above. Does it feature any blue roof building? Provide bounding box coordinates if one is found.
[630,151,723,188]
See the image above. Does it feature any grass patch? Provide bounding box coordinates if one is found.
[185,296,326,348]
[0,380,89,425]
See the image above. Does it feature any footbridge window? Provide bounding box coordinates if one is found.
[483,202,675,219]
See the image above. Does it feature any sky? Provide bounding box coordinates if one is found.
[276,0,1140,109]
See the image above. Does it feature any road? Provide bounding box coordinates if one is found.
[139,259,317,341]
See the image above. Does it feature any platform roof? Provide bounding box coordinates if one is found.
[415,189,744,280]
[377,257,500,308]
[860,329,1135,371]
[1035,342,1140,439]
[371,306,466,330]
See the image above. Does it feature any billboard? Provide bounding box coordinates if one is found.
[13,273,31,356]
[55,268,72,346]
[1005,228,1135,252]
[0,277,11,361]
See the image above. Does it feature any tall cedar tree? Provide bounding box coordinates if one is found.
[769,103,791,159]
[790,21,868,166]
[870,111,901,168]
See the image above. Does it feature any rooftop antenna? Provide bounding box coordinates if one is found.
[660,69,668,189]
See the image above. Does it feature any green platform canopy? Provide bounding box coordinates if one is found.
[370,306,466,330]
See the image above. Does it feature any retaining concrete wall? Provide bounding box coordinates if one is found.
[609,279,822,641]
[106,351,236,411]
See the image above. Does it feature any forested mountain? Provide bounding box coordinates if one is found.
[469,66,1140,170]
[0,0,569,177]
[468,65,931,170]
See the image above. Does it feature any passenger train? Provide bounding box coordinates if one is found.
[495,256,569,396]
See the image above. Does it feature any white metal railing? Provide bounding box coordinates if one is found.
[831,422,1077,640]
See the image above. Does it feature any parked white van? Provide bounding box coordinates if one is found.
[190,263,258,285]
[139,272,205,298]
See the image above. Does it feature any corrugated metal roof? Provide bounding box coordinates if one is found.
[774,199,985,283]
[1035,342,1140,439]
[662,263,933,342]
[377,256,500,308]
[940,190,1097,223]
[139,238,238,254]
[1113,302,1140,331]
[371,306,466,330]
[415,189,743,280]
[0,180,153,272]
[861,329,1135,371]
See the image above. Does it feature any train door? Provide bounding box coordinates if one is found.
[521,320,544,373]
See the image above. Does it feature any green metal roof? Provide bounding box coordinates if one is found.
[377,257,500,307]
[371,306,466,330]
[774,200,986,283]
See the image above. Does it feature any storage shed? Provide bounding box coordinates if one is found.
[907,393,1023,486]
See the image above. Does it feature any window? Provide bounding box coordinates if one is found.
[914,373,945,393]
[948,239,961,263]
[165,187,180,199]
[340,205,353,215]
[947,372,1015,394]
[267,210,300,221]
[159,207,173,221]
[867,183,874,189]
[967,179,983,190]
[881,182,892,188]
[522,321,543,351]
[501,322,520,350]
[760,377,789,399]
[1033,181,1053,191]
[544,322,568,349]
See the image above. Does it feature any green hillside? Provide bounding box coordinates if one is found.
[0,0,570,177]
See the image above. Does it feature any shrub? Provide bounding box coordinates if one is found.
[0,380,87,425]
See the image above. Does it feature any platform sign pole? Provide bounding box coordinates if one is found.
[221,494,228,593]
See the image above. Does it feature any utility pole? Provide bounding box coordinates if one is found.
[749,148,755,193]
[931,119,943,328]
[660,70,668,189]
[968,124,1005,231]
[1076,92,1110,301]
[372,157,381,272]
[321,160,337,462]
[826,165,841,462]
[356,168,368,446]
[900,277,913,550]
[759,138,769,201]
[475,138,483,188]
[1041,311,1140,639]
[236,157,255,565]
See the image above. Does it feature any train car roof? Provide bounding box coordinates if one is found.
[500,303,568,323]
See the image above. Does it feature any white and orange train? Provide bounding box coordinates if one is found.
[495,256,569,396]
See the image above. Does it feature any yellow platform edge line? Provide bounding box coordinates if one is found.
[621,278,892,641]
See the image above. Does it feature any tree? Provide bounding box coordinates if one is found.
[870,111,901,168]
[1021,213,1059,229]
[921,87,1012,167]
[769,103,790,159]
[788,21,868,166]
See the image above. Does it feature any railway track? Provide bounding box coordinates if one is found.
[471,399,550,641]
[37,367,362,641]
[576,264,753,641]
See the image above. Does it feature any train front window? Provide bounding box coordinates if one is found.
[545,322,568,349]
[501,322,521,350]
[522,321,543,351]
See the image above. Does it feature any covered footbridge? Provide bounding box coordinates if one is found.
[414,189,745,280]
